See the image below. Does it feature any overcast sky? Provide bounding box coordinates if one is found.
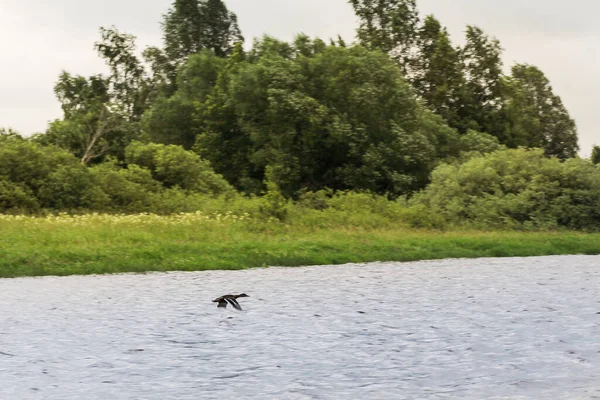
[1,0,597,156]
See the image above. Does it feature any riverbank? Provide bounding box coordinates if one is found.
[1,213,599,278]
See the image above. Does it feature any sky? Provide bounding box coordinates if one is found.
[1,0,597,156]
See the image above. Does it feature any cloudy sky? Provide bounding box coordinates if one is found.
[1,0,597,156]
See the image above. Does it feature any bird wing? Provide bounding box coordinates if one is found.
[226,297,243,311]
[217,299,228,308]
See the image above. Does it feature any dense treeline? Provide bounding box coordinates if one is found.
[1,0,598,230]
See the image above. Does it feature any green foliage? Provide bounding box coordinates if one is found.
[410,16,472,133]
[461,26,504,137]
[0,137,106,211]
[0,180,39,214]
[350,0,419,71]
[53,72,110,119]
[163,0,243,64]
[177,50,226,100]
[258,176,289,221]
[0,136,235,214]
[39,108,137,164]
[198,38,446,197]
[193,43,258,191]
[36,165,109,210]
[142,96,197,148]
[124,141,232,195]
[592,145,600,165]
[349,1,578,159]
[0,137,79,192]
[89,161,161,211]
[502,64,579,159]
[142,51,225,149]
[95,27,151,121]
[142,46,178,98]
[47,70,141,164]
[0,128,24,142]
[412,148,600,230]
[4,0,589,235]
[296,188,333,210]
[3,208,600,278]
[457,129,502,156]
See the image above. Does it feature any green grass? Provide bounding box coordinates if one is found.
[1,213,599,278]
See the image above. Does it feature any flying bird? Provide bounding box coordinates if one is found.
[213,293,249,310]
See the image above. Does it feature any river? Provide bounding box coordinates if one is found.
[1,255,599,399]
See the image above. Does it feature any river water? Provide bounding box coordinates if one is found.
[1,255,599,399]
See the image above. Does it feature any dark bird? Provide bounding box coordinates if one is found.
[213,293,249,310]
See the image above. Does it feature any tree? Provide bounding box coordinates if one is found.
[349,0,419,72]
[94,27,150,121]
[162,0,243,64]
[457,129,502,155]
[38,72,134,164]
[411,16,471,132]
[0,128,23,140]
[197,37,456,197]
[201,0,244,57]
[141,97,197,149]
[142,46,178,98]
[592,145,600,165]
[503,64,579,159]
[194,43,259,192]
[142,50,226,149]
[42,26,157,165]
[53,72,109,119]
[78,107,124,165]
[40,107,134,166]
[461,26,504,138]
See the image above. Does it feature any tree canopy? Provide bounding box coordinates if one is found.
[0,0,589,223]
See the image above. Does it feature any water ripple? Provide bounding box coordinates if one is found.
[1,255,600,399]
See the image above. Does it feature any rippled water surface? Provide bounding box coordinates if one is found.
[1,256,600,399]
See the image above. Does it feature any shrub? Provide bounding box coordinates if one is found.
[0,180,40,213]
[412,148,600,230]
[125,141,232,195]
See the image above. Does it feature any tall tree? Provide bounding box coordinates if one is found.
[142,50,226,149]
[53,72,109,119]
[194,43,260,192]
[461,26,504,137]
[42,27,157,165]
[349,0,419,72]
[502,64,579,159]
[40,72,135,165]
[94,27,150,121]
[197,37,458,196]
[592,145,600,165]
[201,0,243,57]
[411,16,471,132]
[142,46,178,98]
[162,0,243,65]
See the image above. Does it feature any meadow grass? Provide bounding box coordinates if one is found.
[1,212,599,278]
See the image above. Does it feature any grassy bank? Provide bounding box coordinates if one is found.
[1,212,599,278]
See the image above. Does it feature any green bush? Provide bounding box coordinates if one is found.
[0,180,40,213]
[0,137,107,212]
[411,148,600,230]
[125,141,232,195]
[37,165,109,210]
[89,162,160,211]
[258,180,290,221]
